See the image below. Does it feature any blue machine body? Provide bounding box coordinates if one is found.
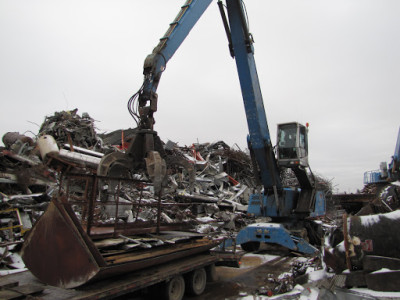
[235,223,318,255]
[247,188,298,218]
[247,189,326,218]
[134,0,326,254]
[310,190,326,218]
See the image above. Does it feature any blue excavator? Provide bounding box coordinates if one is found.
[364,127,400,185]
[98,0,326,254]
[361,127,400,212]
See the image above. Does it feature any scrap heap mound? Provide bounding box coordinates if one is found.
[359,182,400,213]
[0,109,258,277]
[38,108,101,150]
[2,109,346,296]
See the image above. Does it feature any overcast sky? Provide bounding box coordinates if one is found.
[1,0,399,193]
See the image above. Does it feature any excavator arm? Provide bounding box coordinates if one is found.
[389,127,400,181]
[97,0,325,254]
[100,0,284,198]
[223,0,282,195]
[99,1,213,193]
[131,0,213,130]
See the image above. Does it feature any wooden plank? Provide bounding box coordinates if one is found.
[10,284,44,296]
[0,289,24,300]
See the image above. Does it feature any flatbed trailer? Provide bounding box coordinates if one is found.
[0,252,237,300]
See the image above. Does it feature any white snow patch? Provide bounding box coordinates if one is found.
[247,222,282,228]
[359,210,400,227]
[307,269,327,282]
[7,253,25,269]
[351,288,400,298]
[324,235,331,248]
[384,210,400,221]
[299,286,319,300]
[278,272,292,280]
[359,214,381,227]
[322,223,336,229]
[336,241,345,253]
[195,224,217,233]
[0,268,27,275]
[195,216,216,223]
[295,257,309,263]
[371,268,400,274]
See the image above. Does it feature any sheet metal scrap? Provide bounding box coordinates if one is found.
[21,187,222,288]
[3,113,333,282]
[0,111,371,295]
[17,170,223,289]
[163,140,254,210]
[0,133,56,250]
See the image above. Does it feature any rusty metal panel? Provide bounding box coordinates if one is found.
[21,200,101,289]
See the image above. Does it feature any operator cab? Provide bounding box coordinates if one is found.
[277,122,309,168]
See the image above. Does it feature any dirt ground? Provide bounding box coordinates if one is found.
[124,251,301,300]
[191,254,297,300]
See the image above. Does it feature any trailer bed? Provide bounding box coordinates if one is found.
[0,253,220,299]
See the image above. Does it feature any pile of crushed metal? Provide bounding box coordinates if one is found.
[0,109,259,278]
[5,109,398,298]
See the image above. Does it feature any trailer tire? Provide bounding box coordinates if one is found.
[241,241,260,252]
[185,267,207,296]
[164,275,185,300]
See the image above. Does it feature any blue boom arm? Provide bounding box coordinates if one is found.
[122,0,324,254]
[225,0,282,193]
[389,127,400,181]
[133,0,212,130]
[133,0,282,194]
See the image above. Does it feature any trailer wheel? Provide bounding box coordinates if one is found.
[164,275,185,300]
[241,241,260,252]
[185,268,207,296]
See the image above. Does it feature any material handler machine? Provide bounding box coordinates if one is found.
[15,1,327,299]
[362,127,400,211]
[98,0,326,254]
[364,127,400,185]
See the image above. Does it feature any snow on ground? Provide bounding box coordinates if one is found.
[306,268,328,282]
[350,288,400,298]
[299,286,319,300]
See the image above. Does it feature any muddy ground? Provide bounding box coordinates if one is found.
[124,249,307,300]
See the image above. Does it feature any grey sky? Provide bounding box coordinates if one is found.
[1,0,399,193]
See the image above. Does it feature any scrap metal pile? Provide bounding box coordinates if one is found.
[0,109,261,278]
[0,109,340,293]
